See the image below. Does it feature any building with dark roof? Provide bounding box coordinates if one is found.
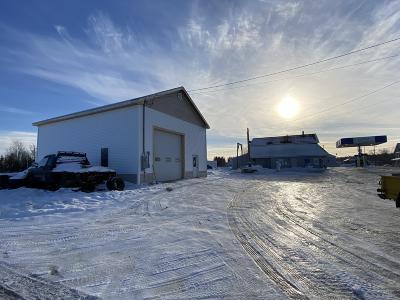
[249,133,330,169]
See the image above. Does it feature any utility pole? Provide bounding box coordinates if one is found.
[236,143,243,169]
[247,128,251,163]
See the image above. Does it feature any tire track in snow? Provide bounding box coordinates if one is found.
[130,178,257,299]
[228,191,307,299]
[275,189,400,282]
[0,224,143,250]
[237,210,358,298]
[143,264,229,296]
[121,246,237,298]
[228,181,397,299]
[99,180,241,299]
[0,261,97,299]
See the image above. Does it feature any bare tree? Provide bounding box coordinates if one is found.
[29,144,36,160]
[0,140,36,172]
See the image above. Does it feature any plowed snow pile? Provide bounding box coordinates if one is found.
[0,168,398,299]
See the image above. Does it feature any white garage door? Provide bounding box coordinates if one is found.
[153,129,183,182]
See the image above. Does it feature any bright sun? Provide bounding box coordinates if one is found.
[277,96,300,119]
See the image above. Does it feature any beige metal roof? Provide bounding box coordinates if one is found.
[32,86,210,129]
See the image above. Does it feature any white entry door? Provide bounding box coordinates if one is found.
[153,129,183,182]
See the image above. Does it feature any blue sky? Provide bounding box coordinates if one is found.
[0,0,399,158]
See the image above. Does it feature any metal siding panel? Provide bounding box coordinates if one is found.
[150,93,207,128]
[36,106,139,175]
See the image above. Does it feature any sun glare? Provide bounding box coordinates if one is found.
[277,96,300,119]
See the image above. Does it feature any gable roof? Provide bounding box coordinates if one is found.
[33,86,210,129]
[252,133,319,145]
[250,143,329,158]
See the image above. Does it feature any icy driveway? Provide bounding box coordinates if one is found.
[0,168,399,299]
[0,171,284,299]
[229,168,400,299]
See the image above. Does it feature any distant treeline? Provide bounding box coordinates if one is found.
[337,148,396,166]
[213,156,227,167]
[0,141,36,173]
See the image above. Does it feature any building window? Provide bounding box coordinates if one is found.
[101,148,108,167]
[193,156,197,167]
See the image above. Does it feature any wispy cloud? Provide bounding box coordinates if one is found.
[1,1,399,158]
[0,106,33,115]
[275,2,301,20]
[179,12,263,53]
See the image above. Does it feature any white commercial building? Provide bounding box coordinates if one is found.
[33,87,209,184]
[250,133,330,169]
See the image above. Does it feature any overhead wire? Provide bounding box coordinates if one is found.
[190,54,399,96]
[188,37,400,92]
[248,79,400,133]
[289,79,400,124]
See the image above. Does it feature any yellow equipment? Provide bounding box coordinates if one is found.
[378,174,400,208]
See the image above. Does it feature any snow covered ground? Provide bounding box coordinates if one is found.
[0,168,399,299]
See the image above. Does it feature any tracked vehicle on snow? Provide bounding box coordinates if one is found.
[4,151,124,192]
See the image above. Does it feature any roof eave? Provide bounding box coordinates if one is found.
[32,86,210,129]
[32,98,146,126]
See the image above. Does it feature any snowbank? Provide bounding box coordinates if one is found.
[0,182,161,220]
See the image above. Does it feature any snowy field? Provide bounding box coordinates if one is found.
[0,168,399,299]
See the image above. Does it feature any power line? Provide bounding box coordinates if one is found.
[190,54,399,96]
[189,37,400,92]
[291,79,400,123]
[249,79,400,132]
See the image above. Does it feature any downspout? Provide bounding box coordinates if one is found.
[142,100,146,183]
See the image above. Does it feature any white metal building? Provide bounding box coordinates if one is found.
[250,133,330,169]
[33,87,209,184]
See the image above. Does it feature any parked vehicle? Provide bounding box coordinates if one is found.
[3,151,124,192]
[241,163,258,173]
[377,173,400,208]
